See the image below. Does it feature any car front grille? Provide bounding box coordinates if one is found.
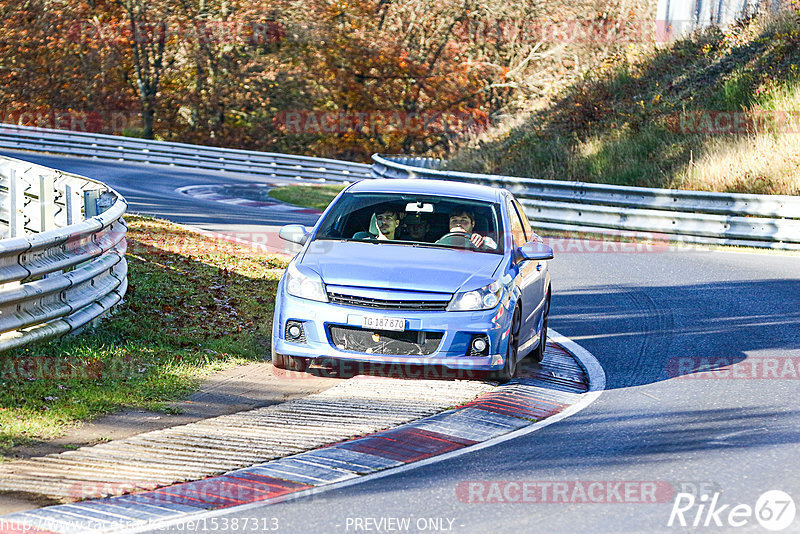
[327,292,449,311]
[328,325,443,356]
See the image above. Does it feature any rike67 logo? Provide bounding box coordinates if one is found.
[668,490,796,531]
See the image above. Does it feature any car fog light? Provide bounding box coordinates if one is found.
[285,320,306,343]
[472,338,487,353]
[468,334,490,356]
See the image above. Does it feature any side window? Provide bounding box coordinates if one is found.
[506,197,527,246]
[512,198,533,240]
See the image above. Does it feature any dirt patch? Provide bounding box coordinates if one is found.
[0,362,341,514]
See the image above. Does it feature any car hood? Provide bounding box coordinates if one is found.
[300,240,504,293]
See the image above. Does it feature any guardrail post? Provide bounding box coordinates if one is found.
[97,191,115,214]
[84,190,100,218]
[9,169,25,237]
[39,174,56,232]
[39,174,63,280]
[65,185,82,225]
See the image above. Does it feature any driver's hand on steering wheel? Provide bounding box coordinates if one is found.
[471,233,497,249]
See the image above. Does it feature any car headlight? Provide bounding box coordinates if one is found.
[448,280,504,311]
[285,262,328,302]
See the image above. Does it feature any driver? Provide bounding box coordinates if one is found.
[446,209,497,249]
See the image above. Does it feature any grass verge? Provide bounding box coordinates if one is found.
[0,216,288,458]
[268,184,347,210]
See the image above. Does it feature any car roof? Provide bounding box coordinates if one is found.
[346,178,503,202]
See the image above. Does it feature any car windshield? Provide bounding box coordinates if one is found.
[315,192,504,254]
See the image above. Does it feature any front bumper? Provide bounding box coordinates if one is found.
[272,283,513,371]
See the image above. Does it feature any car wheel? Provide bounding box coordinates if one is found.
[490,307,521,383]
[532,290,551,363]
[271,346,309,372]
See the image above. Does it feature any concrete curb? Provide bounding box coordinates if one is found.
[0,330,604,534]
[175,184,323,216]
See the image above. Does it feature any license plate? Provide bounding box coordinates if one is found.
[362,315,405,332]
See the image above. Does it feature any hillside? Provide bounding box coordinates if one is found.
[447,11,800,195]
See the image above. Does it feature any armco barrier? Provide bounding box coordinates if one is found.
[372,154,800,250]
[0,123,371,182]
[3,124,797,250]
[0,155,127,352]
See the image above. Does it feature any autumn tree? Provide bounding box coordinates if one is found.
[277,0,588,159]
[162,0,308,149]
[107,0,179,138]
[0,0,136,133]
[0,0,654,155]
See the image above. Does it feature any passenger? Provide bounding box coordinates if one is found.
[443,209,497,249]
[353,208,401,241]
[400,213,431,241]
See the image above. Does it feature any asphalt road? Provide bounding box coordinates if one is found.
[0,149,321,246]
[5,150,800,533]
[165,247,797,534]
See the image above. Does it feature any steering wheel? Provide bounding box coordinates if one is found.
[435,231,476,249]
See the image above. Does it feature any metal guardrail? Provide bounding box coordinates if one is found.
[0,156,127,352]
[373,154,800,250]
[0,123,371,182]
[2,123,797,250]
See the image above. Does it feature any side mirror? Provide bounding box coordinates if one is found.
[279,224,311,245]
[516,241,554,262]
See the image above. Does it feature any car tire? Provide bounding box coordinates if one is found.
[532,289,551,363]
[490,307,521,383]
[272,347,309,372]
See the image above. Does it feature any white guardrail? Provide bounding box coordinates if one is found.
[373,155,800,250]
[0,123,372,182]
[1,123,797,253]
[0,155,127,353]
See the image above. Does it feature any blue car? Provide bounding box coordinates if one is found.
[272,179,553,382]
